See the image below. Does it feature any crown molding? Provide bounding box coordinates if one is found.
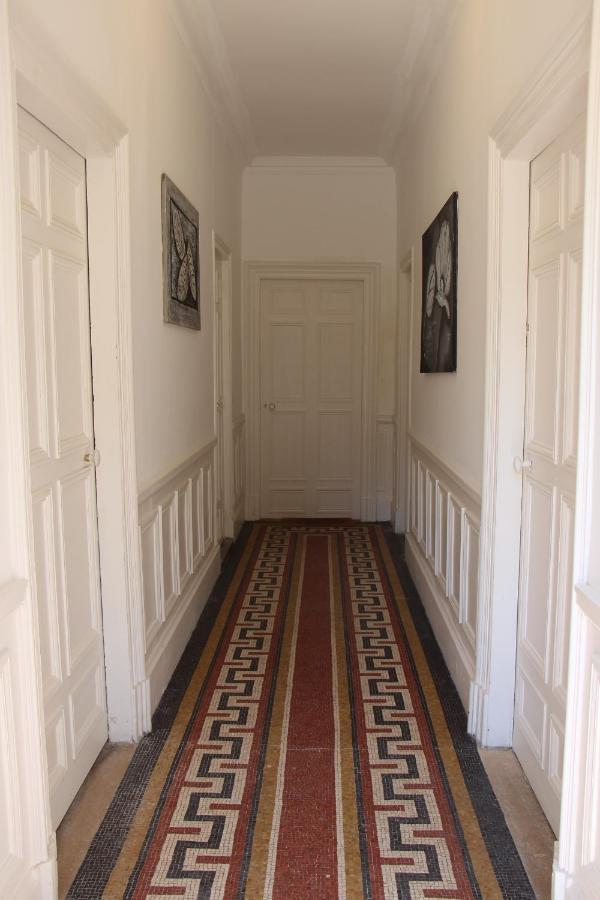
[379,0,458,163]
[167,0,257,162]
[491,10,591,154]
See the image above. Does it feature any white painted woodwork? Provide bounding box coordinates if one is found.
[233,414,246,536]
[18,108,108,829]
[376,416,395,521]
[0,7,56,890]
[12,24,150,743]
[405,436,480,709]
[213,234,236,543]
[214,252,225,543]
[245,263,379,522]
[259,278,363,518]
[472,16,590,751]
[512,114,585,836]
[392,251,413,534]
[554,4,600,893]
[138,437,235,711]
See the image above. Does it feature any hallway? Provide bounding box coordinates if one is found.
[3,2,600,898]
[63,523,535,898]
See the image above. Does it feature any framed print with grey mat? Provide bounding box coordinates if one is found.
[161,174,200,330]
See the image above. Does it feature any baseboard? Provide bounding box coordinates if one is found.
[468,678,489,743]
[405,533,475,710]
[34,855,57,900]
[145,545,221,713]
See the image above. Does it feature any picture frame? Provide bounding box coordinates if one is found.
[161,174,201,330]
[420,191,458,373]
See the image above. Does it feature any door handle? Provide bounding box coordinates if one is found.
[263,402,276,410]
[84,448,101,467]
[513,456,533,474]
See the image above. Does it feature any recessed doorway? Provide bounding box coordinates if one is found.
[18,106,108,828]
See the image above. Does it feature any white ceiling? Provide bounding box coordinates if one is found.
[172,0,456,161]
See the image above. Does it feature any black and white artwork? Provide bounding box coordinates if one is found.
[161,174,201,330]
[420,192,458,373]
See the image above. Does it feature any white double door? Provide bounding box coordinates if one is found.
[513,112,586,834]
[260,278,363,519]
[18,108,108,827]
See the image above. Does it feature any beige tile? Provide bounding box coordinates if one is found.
[57,741,137,900]
[479,748,555,900]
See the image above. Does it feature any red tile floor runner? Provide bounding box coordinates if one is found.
[67,522,534,899]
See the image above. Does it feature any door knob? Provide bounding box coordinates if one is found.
[84,448,101,466]
[513,456,533,473]
[269,402,276,410]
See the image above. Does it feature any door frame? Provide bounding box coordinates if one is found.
[393,249,414,534]
[0,3,55,893]
[9,19,147,742]
[244,261,380,521]
[471,13,591,748]
[555,0,600,892]
[212,231,234,540]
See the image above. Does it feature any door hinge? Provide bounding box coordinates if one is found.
[525,321,530,337]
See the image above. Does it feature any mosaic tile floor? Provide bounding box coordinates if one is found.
[67,523,535,898]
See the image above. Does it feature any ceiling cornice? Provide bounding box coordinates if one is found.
[167,0,257,163]
[379,0,459,163]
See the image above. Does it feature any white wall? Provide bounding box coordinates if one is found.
[395,0,591,493]
[243,160,398,517]
[10,0,245,492]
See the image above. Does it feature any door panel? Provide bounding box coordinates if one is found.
[270,412,306,479]
[260,279,363,518]
[526,261,561,459]
[317,322,354,400]
[31,490,62,694]
[18,107,107,828]
[514,112,585,834]
[317,412,353,478]
[520,478,553,671]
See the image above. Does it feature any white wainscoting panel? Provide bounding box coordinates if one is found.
[376,415,395,521]
[138,439,221,712]
[405,436,481,709]
[233,414,245,537]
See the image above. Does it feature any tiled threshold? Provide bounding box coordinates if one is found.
[480,749,555,900]
[57,742,555,899]
[57,742,136,900]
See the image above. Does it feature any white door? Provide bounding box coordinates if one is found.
[513,113,586,834]
[18,108,108,828]
[260,278,363,518]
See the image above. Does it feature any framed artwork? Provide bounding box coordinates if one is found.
[161,174,201,330]
[420,191,458,373]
